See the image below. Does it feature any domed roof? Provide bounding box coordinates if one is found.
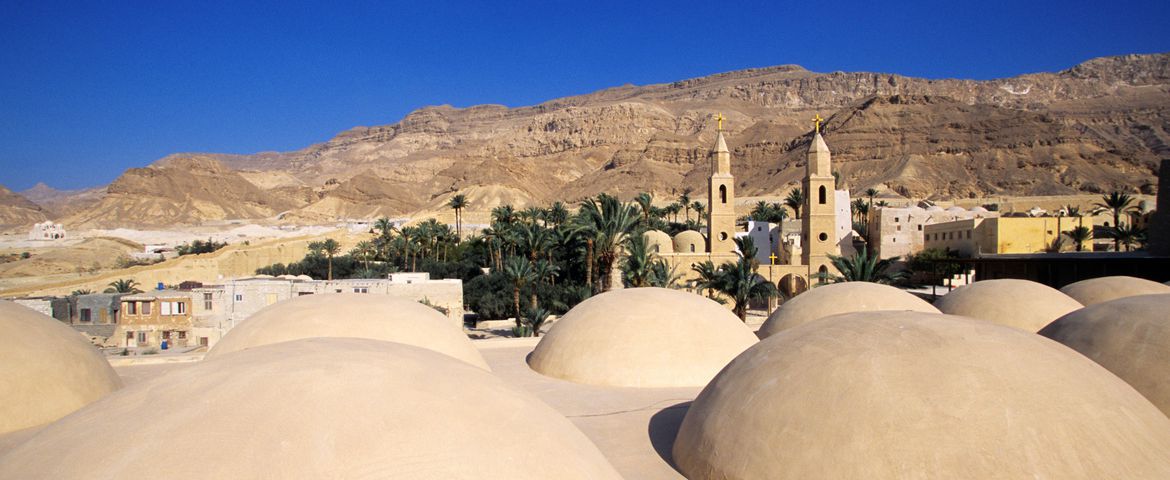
[673,312,1170,480]
[529,288,757,387]
[758,282,939,338]
[926,205,944,212]
[1059,276,1170,306]
[0,301,122,435]
[673,230,705,253]
[0,339,621,479]
[208,293,488,370]
[934,279,1082,331]
[643,230,673,254]
[970,206,989,213]
[1040,294,1170,417]
[946,206,966,213]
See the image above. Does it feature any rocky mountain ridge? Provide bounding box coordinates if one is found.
[6,52,1168,228]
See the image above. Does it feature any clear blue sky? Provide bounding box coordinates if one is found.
[2,0,1168,191]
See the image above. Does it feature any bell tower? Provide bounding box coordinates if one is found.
[802,114,839,279]
[707,114,736,254]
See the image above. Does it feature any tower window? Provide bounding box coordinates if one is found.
[818,232,828,242]
[719,185,727,204]
[818,186,827,205]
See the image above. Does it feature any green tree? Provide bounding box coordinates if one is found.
[1112,224,1145,252]
[678,189,693,223]
[525,307,551,338]
[1065,226,1092,252]
[1095,191,1139,252]
[71,289,94,296]
[621,234,656,288]
[823,249,905,284]
[105,278,141,294]
[503,256,536,329]
[546,201,569,227]
[713,237,777,321]
[448,194,467,242]
[575,194,641,292]
[690,260,722,299]
[785,188,805,220]
[309,238,342,280]
[634,192,654,225]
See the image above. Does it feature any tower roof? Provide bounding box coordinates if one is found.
[809,131,830,155]
[714,131,729,154]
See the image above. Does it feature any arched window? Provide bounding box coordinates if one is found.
[719,185,727,204]
[818,186,827,204]
[690,244,696,253]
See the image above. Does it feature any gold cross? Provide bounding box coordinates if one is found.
[812,113,823,133]
[769,253,778,265]
[715,113,725,131]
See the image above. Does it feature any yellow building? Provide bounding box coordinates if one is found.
[924,217,1084,255]
[114,290,194,349]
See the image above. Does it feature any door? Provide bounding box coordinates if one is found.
[126,331,136,348]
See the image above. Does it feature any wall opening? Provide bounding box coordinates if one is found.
[818,186,827,204]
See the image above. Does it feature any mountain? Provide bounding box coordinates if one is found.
[0,185,47,230]
[20,183,106,219]
[62,156,303,228]
[64,53,1170,226]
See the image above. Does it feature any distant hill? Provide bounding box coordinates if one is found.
[47,53,1170,227]
[0,185,47,230]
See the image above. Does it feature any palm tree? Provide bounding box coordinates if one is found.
[503,256,536,329]
[448,194,467,242]
[576,194,641,292]
[1065,226,1092,252]
[1112,224,1144,252]
[105,278,141,294]
[71,289,94,296]
[692,201,705,225]
[865,187,879,215]
[520,206,544,226]
[690,260,722,300]
[374,217,396,240]
[309,238,342,280]
[823,249,905,284]
[785,188,805,220]
[713,237,777,321]
[352,241,376,270]
[1095,191,1139,251]
[851,198,868,224]
[525,307,551,338]
[491,205,516,225]
[621,234,656,288]
[634,192,654,225]
[546,201,569,227]
[516,223,552,261]
[678,189,693,223]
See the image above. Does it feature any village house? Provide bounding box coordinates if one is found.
[114,290,194,349]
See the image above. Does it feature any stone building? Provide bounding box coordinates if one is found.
[868,205,999,263]
[114,290,194,349]
[188,273,464,348]
[651,117,850,298]
[923,216,1079,255]
[27,221,66,241]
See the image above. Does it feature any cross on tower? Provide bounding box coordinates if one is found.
[769,253,778,265]
[812,113,823,134]
[715,113,726,131]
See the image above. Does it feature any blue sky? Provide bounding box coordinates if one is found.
[2,0,1168,191]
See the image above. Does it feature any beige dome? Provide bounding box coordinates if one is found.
[0,300,122,435]
[208,293,488,370]
[643,230,673,254]
[1059,276,1170,306]
[529,287,757,387]
[1040,294,1170,417]
[758,282,939,338]
[673,312,1170,480]
[0,338,621,479]
[673,230,705,254]
[934,279,1082,331]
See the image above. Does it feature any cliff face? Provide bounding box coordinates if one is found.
[62,53,1170,226]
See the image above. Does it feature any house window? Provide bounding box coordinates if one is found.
[203,293,213,310]
[967,230,972,239]
[298,292,314,296]
[896,226,901,232]
[176,302,186,314]
[818,186,827,204]
[125,302,137,315]
[141,302,151,315]
[719,185,727,204]
[161,302,171,315]
[918,225,922,231]
[137,331,148,345]
[234,294,243,302]
[895,217,900,223]
[80,308,92,322]
[178,331,187,340]
[689,244,696,253]
[353,287,368,294]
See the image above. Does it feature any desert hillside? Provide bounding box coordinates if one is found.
[28,53,1170,227]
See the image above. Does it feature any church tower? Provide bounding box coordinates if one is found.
[801,115,838,279]
[707,114,737,254]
